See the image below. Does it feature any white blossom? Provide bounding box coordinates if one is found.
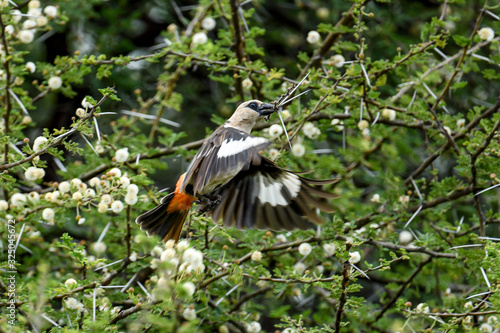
[111,200,124,213]
[294,262,306,274]
[65,297,80,309]
[323,243,336,257]
[119,176,130,188]
[358,120,369,131]
[115,148,129,163]
[269,124,283,139]
[268,149,280,161]
[48,76,62,89]
[192,32,208,44]
[5,25,14,35]
[201,17,216,30]
[25,166,44,180]
[382,108,396,121]
[11,193,27,207]
[176,240,189,251]
[21,116,32,125]
[84,189,96,197]
[183,306,197,320]
[23,19,37,30]
[246,321,261,333]
[349,251,361,264]
[127,184,139,195]
[480,323,493,333]
[82,97,94,109]
[58,181,70,193]
[331,54,345,68]
[275,235,287,244]
[306,30,320,44]
[44,5,58,18]
[251,250,262,262]
[36,16,48,26]
[0,200,8,211]
[33,136,48,151]
[151,246,163,257]
[291,143,305,157]
[108,167,121,177]
[73,192,83,201]
[26,62,36,73]
[398,230,413,244]
[28,191,40,202]
[129,252,138,262]
[100,194,112,205]
[298,243,312,256]
[125,193,138,205]
[370,193,381,203]
[89,177,100,187]
[165,239,176,249]
[75,108,86,118]
[42,208,55,221]
[399,195,410,204]
[478,27,494,41]
[331,118,344,131]
[242,78,253,89]
[182,248,204,270]
[160,248,176,262]
[93,241,107,254]
[457,118,465,128]
[303,122,321,139]
[70,178,82,188]
[18,30,34,44]
[28,0,40,9]
[416,303,430,313]
[65,278,77,287]
[183,281,196,297]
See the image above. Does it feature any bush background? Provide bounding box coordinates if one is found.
[1,0,500,332]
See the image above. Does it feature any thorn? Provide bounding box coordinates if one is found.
[121,110,180,127]
[474,183,500,196]
[480,267,491,289]
[97,222,111,243]
[80,133,100,156]
[360,63,371,87]
[404,205,423,228]
[277,107,292,150]
[450,244,483,250]
[93,117,101,143]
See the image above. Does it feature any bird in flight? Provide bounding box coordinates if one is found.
[136,100,339,242]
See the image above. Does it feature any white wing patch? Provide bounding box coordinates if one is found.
[217,137,268,158]
[281,173,301,198]
[258,174,288,206]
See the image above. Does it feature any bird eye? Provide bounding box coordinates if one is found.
[248,102,258,110]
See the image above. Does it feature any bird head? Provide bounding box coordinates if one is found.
[241,100,276,117]
[226,100,276,133]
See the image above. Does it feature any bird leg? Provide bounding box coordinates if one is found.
[195,194,222,214]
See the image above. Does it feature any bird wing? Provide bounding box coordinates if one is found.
[210,157,340,230]
[182,127,271,195]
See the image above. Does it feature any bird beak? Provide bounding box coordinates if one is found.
[258,103,275,116]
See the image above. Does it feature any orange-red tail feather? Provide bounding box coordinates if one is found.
[135,174,196,242]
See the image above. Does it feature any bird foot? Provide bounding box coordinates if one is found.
[196,194,221,214]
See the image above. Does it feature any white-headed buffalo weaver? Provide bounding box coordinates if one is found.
[136,100,339,242]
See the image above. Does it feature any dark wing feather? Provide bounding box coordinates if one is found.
[182,127,271,195]
[208,158,339,230]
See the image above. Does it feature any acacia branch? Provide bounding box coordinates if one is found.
[374,256,433,322]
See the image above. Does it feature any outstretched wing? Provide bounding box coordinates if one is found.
[182,127,271,195]
[209,157,340,230]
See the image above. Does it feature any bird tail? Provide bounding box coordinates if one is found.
[136,177,196,242]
